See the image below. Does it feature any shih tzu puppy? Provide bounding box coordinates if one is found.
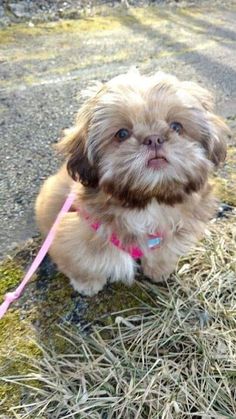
[35,70,229,296]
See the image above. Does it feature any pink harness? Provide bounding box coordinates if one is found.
[0,191,163,319]
[82,211,163,259]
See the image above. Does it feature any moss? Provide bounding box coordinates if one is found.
[0,13,132,46]
[0,24,46,45]
[0,5,179,47]
[0,311,39,366]
[0,256,75,414]
[0,310,40,414]
[0,259,24,302]
[0,257,40,396]
[33,272,75,331]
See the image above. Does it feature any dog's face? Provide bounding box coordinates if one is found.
[58,71,229,208]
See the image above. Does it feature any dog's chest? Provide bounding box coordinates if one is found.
[116,201,184,239]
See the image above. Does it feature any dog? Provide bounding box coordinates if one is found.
[35,70,229,296]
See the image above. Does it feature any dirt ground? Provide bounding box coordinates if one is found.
[0,0,235,259]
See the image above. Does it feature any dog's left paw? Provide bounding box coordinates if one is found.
[142,261,171,284]
[70,277,107,297]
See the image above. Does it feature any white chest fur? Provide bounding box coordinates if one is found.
[113,199,185,238]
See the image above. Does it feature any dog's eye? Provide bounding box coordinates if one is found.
[170,122,183,135]
[115,128,130,141]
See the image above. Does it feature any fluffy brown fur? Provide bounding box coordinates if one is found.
[35,70,229,296]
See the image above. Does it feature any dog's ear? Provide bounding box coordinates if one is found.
[56,97,100,188]
[59,126,99,187]
[182,81,230,166]
[206,114,230,167]
[181,81,214,111]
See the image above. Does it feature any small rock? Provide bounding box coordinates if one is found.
[217,203,234,219]
[9,2,30,19]
[0,16,11,27]
[0,6,5,18]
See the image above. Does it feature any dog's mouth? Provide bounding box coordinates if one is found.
[147,152,169,169]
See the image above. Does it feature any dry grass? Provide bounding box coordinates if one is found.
[1,213,236,419]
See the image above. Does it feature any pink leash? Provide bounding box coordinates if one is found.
[0,191,76,320]
[0,190,163,319]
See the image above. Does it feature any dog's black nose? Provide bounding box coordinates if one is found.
[143,135,165,149]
